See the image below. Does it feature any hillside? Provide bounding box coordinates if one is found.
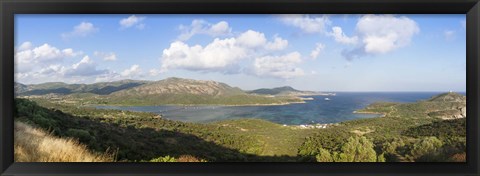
[14,121,113,162]
[103,77,303,105]
[427,92,466,102]
[16,79,149,96]
[299,92,466,162]
[14,92,466,162]
[15,98,313,161]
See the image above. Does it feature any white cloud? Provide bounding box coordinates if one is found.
[62,48,82,57]
[94,71,122,83]
[236,30,267,48]
[254,52,304,79]
[356,15,419,54]
[162,29,298,78]
[444,30,456,41]
[61,22,98,39]
[280,14,331,33]
[121,64,142,77]
[310,43,325,59]
[161,39,247,72]
[162,30,286,73]
[120,15,146,29]
[178,20,232,41]
[65,55,108,76]
[15,42,80,73]
[94,51,117,61]
[149,69,161,76]
[328,26,358,45]
[18,41,32,51]
[265,35,288,50]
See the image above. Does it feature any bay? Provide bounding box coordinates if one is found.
[95,92,463,125]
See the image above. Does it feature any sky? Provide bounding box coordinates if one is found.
[14,14,466,92]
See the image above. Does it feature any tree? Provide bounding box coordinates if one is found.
[338,136,377,162]
[410,136,443,161]
[315,148,333,162]
[377,152,386,162]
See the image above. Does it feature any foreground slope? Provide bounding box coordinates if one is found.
[15,98,314,161]
[14,121,113,162]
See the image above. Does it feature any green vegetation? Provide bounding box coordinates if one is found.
[14,98,314,162]
[297,92,466,162]
[314,136,383,162]
[14,91,466,162]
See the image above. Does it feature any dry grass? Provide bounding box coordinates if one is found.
[14,121,114,162]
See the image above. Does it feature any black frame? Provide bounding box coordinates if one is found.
[1,0,479,175]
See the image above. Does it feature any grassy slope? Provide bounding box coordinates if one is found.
[14,121,113,162]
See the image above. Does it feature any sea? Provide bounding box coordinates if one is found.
[95,92,465,125]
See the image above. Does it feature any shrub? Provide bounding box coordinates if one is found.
[149,156,177,162]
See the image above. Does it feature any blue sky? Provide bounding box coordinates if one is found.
[14,14,466,92]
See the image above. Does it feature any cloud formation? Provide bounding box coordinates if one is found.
[94,51,117,61]
[15,42,81,72]
[120,15,146,29]
[254,52,304,79]
[65,56,108,76]
[61,22,98,39]
[280,14,331,33]
[328,26,358,45]
[310,43,325,59]
[178,20,232,41]
[121,64,142,77]
[341,15,419,60]
[162,30,280,72]
[162,29,303,79]
[356,15,419,54]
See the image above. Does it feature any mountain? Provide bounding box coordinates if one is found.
[248,86,321,96]
[17,80,149,96]
[104,77,302,105]
[111,77,244,97]
[14,82,29,94]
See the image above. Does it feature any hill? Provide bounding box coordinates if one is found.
[16,80,149,96]
[427,92,466,102]
[103,77,303,105]
[248,86,321,96]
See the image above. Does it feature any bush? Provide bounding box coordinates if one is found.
[149,156,177,162]
[66,129,92,143]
